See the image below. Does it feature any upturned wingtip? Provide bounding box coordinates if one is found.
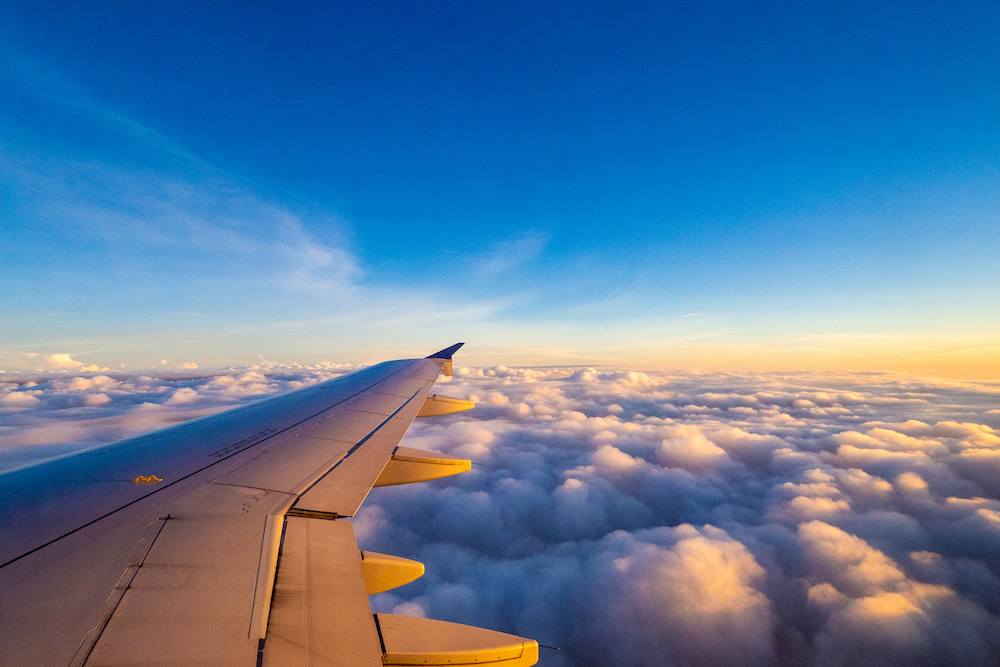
[426,343,465,359]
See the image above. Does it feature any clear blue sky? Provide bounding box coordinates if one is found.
[1,1,998,375]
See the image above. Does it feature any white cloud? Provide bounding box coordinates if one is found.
[0,352,114,376]
[607,525,776,665]
[165,387,200,405]
[797,520,997,666]
[656,424,731,472]
[55,356,82,369]
[0,391,41,408]
[3,365,1000,664]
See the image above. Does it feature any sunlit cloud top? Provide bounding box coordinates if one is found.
[3,364,1000,665]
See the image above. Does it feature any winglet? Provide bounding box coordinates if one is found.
[426,343,464,359]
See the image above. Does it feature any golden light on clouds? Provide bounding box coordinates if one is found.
[585,333,1000,381]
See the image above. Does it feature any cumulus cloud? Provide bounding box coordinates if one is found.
[35,353,82,369]
[798,520,1000,666]
[6,353,111,373]
[656,424,730,472]
[606,525,776,666]
[362,366,1000,666]
[4,365,1000,665]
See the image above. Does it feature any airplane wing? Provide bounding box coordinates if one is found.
[0,344,539,667]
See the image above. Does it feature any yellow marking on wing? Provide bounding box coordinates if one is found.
[133,475,163,483]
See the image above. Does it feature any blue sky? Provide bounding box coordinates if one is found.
[1,1,998,375]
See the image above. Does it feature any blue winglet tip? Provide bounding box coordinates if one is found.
[427,343,464,359]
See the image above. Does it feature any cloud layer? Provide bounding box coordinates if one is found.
[363,367,1000,666]
[0,364,354,471]
[3,365,1000,665]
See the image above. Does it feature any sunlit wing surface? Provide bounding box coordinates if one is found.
[0,344,538,667]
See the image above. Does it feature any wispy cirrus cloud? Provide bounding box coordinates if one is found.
[1,41,358,297]
[2,142,359,293]
[474,230,550,277]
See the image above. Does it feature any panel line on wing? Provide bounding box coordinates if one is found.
[0,363,425,571]
[292,389,421,500]
[212,482,310,496]
[294,434,355,444]
[68,514,172,667]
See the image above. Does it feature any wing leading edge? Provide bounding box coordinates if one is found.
[0,345,538,667]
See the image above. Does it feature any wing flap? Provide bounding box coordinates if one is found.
[262,517,383,667]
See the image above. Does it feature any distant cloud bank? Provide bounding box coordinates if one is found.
[1,352,111,373]
[2,365,1000,665]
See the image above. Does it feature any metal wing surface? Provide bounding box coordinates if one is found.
[0,344,538,667]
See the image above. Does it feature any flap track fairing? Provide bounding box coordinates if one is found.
[360,551,424,595]
[373,447,472,487]
[376,614,539,667]
[416,394,475,418]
